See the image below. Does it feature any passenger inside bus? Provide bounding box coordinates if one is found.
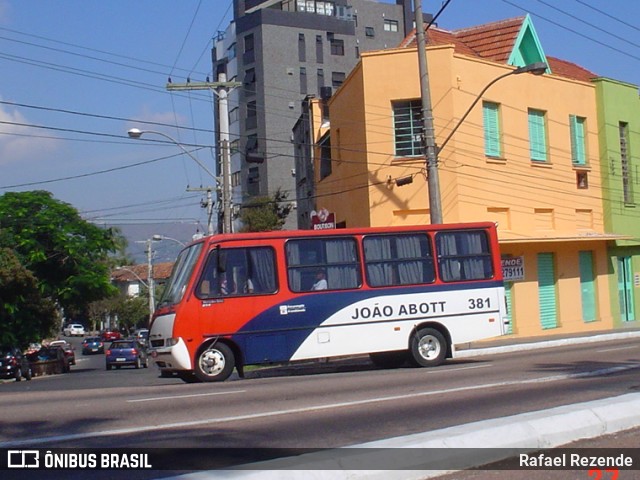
[311,270,328,290]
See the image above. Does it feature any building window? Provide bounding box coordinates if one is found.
[383,19,399,32]
[246,100,257,130]
[230,139,240,155]
[300,67,307,94]
[298,33,306,62]
[482,101,501,158]
[577,171,589,189]
[393,99,423,157]
[570,115,587,166]
[247,167,260,196]
[316,35,323,63]
[319,134,331,180]
[331,71,345,88]
[620,122,634,204]
[330,38,344,56]
[528,109,548,162]
[229,107,239,124]
[244,34,254,53]
[227,42,236,60]
[365,26,375,37]
[244,68,256,94]
[317,68,324,91]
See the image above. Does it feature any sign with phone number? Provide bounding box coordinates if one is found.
[502,256,524,281]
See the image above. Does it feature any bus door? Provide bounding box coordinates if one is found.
[194,245,283,363]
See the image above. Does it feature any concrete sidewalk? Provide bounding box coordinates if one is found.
[166,331,640,480]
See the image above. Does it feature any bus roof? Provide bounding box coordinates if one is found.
[185,222,498,248]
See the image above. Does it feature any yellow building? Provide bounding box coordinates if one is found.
[312,16,619,338]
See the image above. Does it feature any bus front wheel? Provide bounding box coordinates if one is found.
[194,342,235,382]
[409,328,447,367]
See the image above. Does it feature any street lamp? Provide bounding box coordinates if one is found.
[437,62,548,153]
[127,128,222,235]
[152,234,186,247]
[420,59,547,223]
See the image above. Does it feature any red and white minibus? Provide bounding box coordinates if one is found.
[149,222,507,382]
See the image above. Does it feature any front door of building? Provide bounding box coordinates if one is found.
[617,256,635,322]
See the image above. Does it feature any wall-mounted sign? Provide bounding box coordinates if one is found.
[311,208,335,230]
[502,256,525,281]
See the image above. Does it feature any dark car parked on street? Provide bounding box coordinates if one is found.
[27,346,70,374]
[50,340,76,366]
[0,346,32,381]
[106,340,148,370]
[81,337,105,355]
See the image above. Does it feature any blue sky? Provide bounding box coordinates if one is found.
[0,0,638,251]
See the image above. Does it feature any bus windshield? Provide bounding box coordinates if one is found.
[157,243,203,307]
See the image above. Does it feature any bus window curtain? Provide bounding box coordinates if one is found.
[286,243,302,291]
[396,235,423,284]
[248,248,276,293]
[364,237,393,286]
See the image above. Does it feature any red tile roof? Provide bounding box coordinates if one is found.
[400,16,597,81]
[546,56,597,82]
[452,17,525,63]
[111,262,174,283]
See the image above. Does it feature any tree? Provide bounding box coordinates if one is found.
[238,188,292,232]
[0,248,58,347]
[0,191,120,320]
[88,293,148,334]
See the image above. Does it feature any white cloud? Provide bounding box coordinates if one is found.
[0,103,60,165]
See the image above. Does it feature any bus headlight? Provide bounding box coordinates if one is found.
[166,337,179,347]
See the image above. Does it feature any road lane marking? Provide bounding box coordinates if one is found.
[3,363,639,448]
[596,346,637,353]
[127,390,246,403]
[439,364,492,373]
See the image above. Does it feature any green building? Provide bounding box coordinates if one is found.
[595,77,640,326]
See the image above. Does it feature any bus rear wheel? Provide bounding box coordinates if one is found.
[409,327,447,367]
[194,342,235,382]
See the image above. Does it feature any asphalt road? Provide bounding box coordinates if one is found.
[1,332,639,480]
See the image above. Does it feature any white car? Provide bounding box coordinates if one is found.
[63,324,85,337]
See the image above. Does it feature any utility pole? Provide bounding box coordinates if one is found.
[414,0,443,224]
[145,238,155,323]
[166,74,241,233]
[186,186,215,235]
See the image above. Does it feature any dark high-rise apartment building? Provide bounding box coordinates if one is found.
[213,0,418,229]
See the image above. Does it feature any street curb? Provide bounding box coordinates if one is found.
[456,330,640,358]
[165,392,640,480]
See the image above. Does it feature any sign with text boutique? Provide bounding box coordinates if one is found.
[311,208,335,230]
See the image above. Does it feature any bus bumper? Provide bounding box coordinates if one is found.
[151,337,192,371]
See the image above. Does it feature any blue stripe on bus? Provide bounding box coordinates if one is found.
[233,280,503,365]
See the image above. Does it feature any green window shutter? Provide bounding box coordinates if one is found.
[528,109,547,162]
[570,115,586,166]
[504,281,513,334]
[579,251,596,322]
[483,102,501,157]
[617,256,635,322]
[537,253,557,329]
